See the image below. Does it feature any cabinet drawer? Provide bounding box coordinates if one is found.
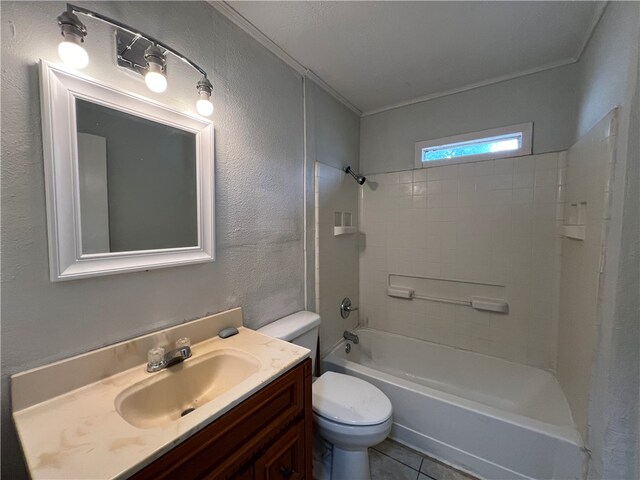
[255,420,305,480]
[130,360,308,480]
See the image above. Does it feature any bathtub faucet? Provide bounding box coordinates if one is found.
[343,330,359,344]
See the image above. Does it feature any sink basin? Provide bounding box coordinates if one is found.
[115,349,260,429]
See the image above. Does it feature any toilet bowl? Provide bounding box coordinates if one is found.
[257,312,393,480]
[312,372,392,479]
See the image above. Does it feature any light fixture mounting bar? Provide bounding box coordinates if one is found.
[118,34,141,58]
[66,3,208,78]
[116,30,166,77]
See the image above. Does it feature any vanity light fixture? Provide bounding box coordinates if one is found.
[144,45,168,93]
[55,4,213,115]
[57,11,89,69]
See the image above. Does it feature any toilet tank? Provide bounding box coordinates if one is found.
[257,311,320,370]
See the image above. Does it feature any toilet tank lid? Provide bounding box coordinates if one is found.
[257,311,321,341]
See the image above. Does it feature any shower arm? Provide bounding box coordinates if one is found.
[344,166,366,185]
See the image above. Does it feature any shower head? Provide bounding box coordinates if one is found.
[345,166,366,185]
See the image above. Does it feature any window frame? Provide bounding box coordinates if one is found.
[414,122,533,169]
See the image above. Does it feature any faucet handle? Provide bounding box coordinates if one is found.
[175,337,191,349]
[340,297,359,319]
[147,347,165,371]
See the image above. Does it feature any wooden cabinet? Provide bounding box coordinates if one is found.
[130,359,312,480]
[254,420,305,480]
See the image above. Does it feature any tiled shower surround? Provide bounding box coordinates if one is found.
[359,154,564,369]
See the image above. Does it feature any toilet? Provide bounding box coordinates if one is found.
[258,311,392,480]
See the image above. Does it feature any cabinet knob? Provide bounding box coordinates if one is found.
[279,465,293,478]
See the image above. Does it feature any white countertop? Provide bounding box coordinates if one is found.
[12,311,309,480]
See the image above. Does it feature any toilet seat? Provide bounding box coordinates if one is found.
[312,372,392,426]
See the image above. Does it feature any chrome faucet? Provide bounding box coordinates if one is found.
[343,331,359,344]
[147,337,192,373]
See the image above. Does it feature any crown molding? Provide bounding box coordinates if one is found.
[574,1,608,62]
[361,1,608,117]
[207,0,362,116]
[361,57,578,117]
[208,0,609,119]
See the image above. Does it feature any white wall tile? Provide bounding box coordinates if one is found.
[535,168,559,187]
[458,162,478,178]
[413,182,427,195]
[426,180,442,194]
[514,156,537,174]
[535,153,559,171]
[398,170,413,184]
[475,160,495,176]
[534,186,559,204]
[412,169,428,182]
[513,172,535,189]
[358,153,563,369]
[493,158,515,175]
[512,188,534,205]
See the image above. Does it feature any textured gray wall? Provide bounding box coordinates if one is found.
[574,2,640,140]
[309,80,360,171]
[360,63,579,174]
[574,3,640,479]
[303,80,360,356]
[1,2,305,477]
[303,79,360,314]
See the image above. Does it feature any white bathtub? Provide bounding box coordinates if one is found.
[322,328,587,480]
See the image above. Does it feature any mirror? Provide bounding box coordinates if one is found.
[40,61,214,281]
[75,99,198,253]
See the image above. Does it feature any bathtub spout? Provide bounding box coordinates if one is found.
[343,331,359,344]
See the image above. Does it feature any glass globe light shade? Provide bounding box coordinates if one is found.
[145,63,167,93]
[58,36,89,69]
[196,97,214,116]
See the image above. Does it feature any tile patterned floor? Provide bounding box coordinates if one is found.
[369,439,479,480]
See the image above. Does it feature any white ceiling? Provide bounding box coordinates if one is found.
[227,1,605,115]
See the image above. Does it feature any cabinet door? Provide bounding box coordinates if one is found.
[255,420,305,480]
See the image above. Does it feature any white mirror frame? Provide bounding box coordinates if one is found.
[39,61,215,281]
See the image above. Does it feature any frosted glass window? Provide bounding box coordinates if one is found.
[415,123,532,168]
[422,134,522,162]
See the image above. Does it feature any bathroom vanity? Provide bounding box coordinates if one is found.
[130,359,312,479]
[11,308,312,479]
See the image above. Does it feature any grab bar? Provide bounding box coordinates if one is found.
[386,274,509,313]
[386,287,470,306]
[413,294,470,307]
[387,288,508,313]
[388,273,504,288]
